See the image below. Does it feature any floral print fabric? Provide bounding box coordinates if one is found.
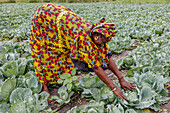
[30,3,112,85]
[91,17,116,41]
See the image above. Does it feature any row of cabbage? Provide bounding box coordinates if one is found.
[0,3,169,53]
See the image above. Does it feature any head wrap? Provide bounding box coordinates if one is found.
[91,18,116,41]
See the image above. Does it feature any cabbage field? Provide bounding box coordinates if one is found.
[0,2,170,113]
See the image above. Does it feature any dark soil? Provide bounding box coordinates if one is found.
[48,89,89,113]
[112,50,132,60]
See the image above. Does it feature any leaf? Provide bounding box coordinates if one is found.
[85,73,90,77]
[65,91,74,104]
[58,86,68,100]
[126,91,139,104]
[10,88,32,104]
[53,86,73,105]
[53,96,63,104]
[142,66,149,73]
[24,71,35,78]
[37,92,49,110]
[100,86,114,101]
[0,103,10,113]
[16,77,26,87]
[86,101,105,113]
[67,83,73,92]
[150,103,160,112]
[0,54,6,66]
[118,103,124,113]
[25,95,38,113]
[135,99,156,109]
[71,68,76,75]
[153,65,163,73]
[156,96,170,104]
[0,71,3,80]
[112,106,122,113]
[32,81,42,94]
[123,57,135,68]
[67,106,84,113]
[159,88,168,97]
[63,79,70,86]
[113,58,123,69]
[93,77,105,88]
[82,88,91,95]
[1,61,18,78]
[3,67,18,78]
[80,77,96,88]
[87,108,98,113]
[72,76,78,81]
[107,104,121,113]
[125,68,135,77]
[17,58,27,76]
[38,91,50,102]
[60,73,71,79]
[125,109,137,113]
[0,78,16,101]
[90,88,101,100]
[141,86,152,101]
[69,78,73,84]
[25,59,34,73]
[25,76,38,89]
[74,81,80,87]
[8,101,26,113]
[57,79,63,84]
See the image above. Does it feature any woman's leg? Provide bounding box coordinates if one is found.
[42,83,50,94]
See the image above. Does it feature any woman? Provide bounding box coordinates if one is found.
[30,3,136,101]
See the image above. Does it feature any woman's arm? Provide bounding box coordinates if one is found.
[92,66,117,90]
[108,58,136,91]
[108,57,123,80]
[92,66,128,100]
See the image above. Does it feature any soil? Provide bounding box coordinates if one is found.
[47,40,170,113]
[112,50,133,60]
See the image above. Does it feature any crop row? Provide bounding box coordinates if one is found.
[0,3,169,53]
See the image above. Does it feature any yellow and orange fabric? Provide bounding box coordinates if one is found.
[91,17,116,41]
[30,3,115,85]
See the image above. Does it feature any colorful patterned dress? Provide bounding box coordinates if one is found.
[30,3,113,85]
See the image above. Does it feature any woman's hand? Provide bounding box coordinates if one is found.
[119,79,136,91]
[113,87,128,100]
